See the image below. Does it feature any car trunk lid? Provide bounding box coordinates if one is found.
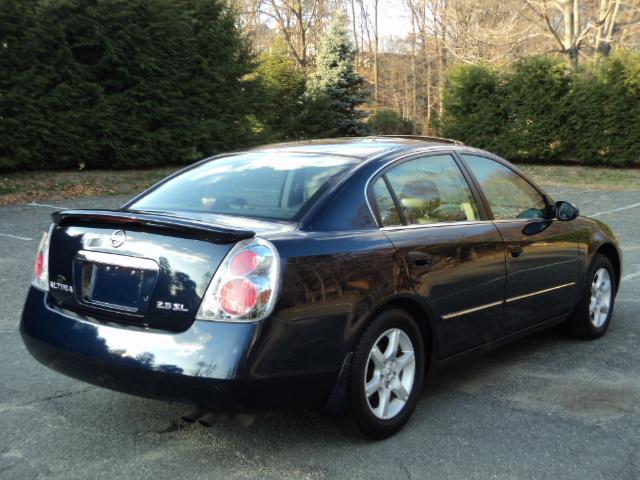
[47,209,255,331]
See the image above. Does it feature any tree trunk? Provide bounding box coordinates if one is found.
[373,0,379,105]
[350,0,360,70]
[411,14,417,126]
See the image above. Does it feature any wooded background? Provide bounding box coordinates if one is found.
[2,0,639,171]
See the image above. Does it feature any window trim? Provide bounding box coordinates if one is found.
[455,152,554,222]
[379,220,493,231]
[382,174,408,225]
[365,150,490,228]
[369,174,405,227]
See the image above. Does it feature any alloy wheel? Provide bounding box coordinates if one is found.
[589,267,612,328]
[364,328,416,420]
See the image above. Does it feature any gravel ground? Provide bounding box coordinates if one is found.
[0,187,638,480]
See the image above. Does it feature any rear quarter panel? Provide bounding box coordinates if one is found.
[241,229,404,378]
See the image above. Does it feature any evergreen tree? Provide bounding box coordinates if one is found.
[368,109,415,135]
[255,44,336,140]
[0,0,258,171]
[256,46,307,140]
[441,55,640,166]
[309,15,369,136]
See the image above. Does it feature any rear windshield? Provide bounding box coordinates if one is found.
[129,152,360,221]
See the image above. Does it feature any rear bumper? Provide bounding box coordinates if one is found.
[20,288,337,411]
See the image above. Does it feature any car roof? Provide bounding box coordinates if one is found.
[249,136,463,160]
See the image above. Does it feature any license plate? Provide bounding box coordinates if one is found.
[88,264,145,312]
[74,251,159,314]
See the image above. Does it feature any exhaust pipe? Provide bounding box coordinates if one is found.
[181,407,258,427]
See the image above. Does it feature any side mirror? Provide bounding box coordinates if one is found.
[555,201,579,221]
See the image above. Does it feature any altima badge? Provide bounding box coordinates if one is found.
[110,230,126,248]
[50,275,74,293]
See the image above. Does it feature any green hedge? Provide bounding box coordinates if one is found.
[368,109,415,135]
[441,54,640,167]
[0,0,258,171]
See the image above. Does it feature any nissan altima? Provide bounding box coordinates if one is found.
[21,136,621,438]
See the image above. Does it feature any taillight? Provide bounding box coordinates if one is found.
[33,227,52,291]
[229,250,259,276]
[220,278,258,315]
[196,237,280,322]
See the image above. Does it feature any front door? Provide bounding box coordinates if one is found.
[460,154,580,333]
[369,153,507,358]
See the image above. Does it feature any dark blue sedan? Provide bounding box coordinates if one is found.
[21,137,621,438]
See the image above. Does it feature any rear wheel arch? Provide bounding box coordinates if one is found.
[359,295,437,375]
[324,296,436,416]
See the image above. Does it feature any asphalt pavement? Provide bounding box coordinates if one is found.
[1,187,639,480]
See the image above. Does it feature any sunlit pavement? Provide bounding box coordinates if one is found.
[1,188,638,480]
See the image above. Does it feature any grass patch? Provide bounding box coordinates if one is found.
[0,168,178,205]
[517,164,640,191]
[1,164,638,206]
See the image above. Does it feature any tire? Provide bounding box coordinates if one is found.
[348,308,425,439]
[567,254,617,339]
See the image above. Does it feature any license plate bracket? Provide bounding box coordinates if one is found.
[74,251,159,314]
[88,264,145,312]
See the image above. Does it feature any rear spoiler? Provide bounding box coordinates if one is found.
[52,210,255,243]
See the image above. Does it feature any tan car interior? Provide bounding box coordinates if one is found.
[398,179,477,224]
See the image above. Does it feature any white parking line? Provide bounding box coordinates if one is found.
[591,202,640,217]
[622,270,640,283]
[27,202,67,209]
[0,233,33,241]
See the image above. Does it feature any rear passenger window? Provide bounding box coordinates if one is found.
[372,178,402,226]
[381,154,479,225]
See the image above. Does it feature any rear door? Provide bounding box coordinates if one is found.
[369,152,507,358]
[460,154,580,333]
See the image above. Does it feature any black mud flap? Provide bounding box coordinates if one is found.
[323,352,353,416]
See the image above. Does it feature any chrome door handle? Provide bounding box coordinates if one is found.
[507,245,525,259]
[407,251,433,268]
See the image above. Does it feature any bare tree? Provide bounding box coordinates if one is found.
[266,0,318,67]
[373,0,380,103]
[350,0,360,68]
[234,0,336,67]
[353,0,380,102]
[232,0,640,133]
[520,0,635,67]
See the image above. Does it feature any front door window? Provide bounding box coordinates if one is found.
[462,155,547,220]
